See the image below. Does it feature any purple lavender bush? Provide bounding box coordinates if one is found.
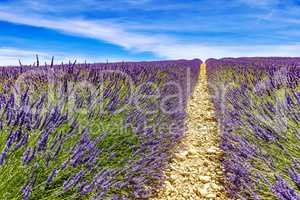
[206,57,300,199]
[0,59,201,199]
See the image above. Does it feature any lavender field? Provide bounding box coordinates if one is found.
[0,59,201,199]
[1,57,300,199]
[207,58,300,200]
[2,0,300,199]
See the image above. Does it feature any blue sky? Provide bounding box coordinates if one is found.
[1,0,300,65]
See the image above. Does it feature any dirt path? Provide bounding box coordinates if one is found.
[152,64,227,200]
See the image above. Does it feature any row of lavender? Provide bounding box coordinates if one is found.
[0,59,201,199]
[206,58,300,199]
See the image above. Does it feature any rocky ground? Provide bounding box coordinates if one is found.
[152,64,228,200]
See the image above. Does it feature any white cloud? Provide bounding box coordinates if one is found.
[0,11,163,49]
[3,44,300,66]
[0,5,300,63]
[153,44,300,61]
[239,0,279,6]
[0,0,193,14]
[0,11,174,55]
[0,47,51,66]
[0,47,140,66]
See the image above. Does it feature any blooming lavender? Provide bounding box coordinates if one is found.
[289,168,300,189]
[0,59,201,199]
[272,176,300,200]
[207,57,300,199]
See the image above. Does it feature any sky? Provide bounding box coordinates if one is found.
[1,0,300,65]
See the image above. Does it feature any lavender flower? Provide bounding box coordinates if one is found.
[46,168,59,185]
[21,184,33,200]
[271,176,300,200]
[63,170,85,191]
[288,168,300,189]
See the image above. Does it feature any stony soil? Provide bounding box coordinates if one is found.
[152,64,228,200]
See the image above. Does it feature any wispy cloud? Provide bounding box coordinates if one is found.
[0,0,300,63]
[1,10,300,61]
[0,11,174,56]
[0,47,52,66]
[0,0,193,14]
[239,0,279,7]
[0,47,130,66]
[154,44,300,60]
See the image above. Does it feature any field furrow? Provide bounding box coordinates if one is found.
[153,64,227,200]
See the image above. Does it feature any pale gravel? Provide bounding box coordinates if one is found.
[151,64,229,200]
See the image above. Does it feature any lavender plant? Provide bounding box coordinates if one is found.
[0,59,201,199]
[206,57,300,200]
